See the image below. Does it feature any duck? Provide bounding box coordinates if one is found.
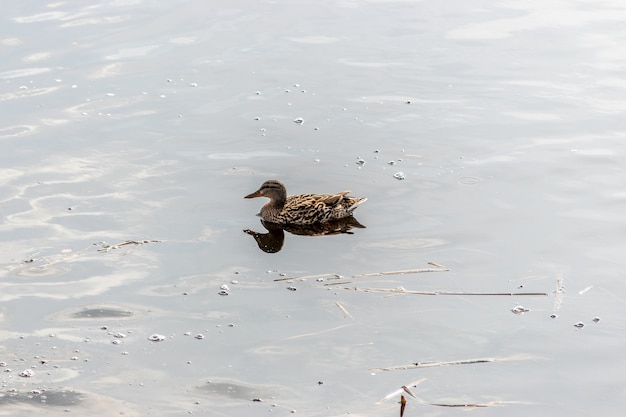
[244,180,367,225]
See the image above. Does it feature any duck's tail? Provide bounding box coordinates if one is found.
[346,197,367,212]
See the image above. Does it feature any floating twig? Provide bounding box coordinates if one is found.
[402,385,420,401]
[377,378,428,404]
[275,264,449,282]
[347,287,437,295]
[373,358,494,372]
[284,324,353,340]
[345,287,548,296]
[352,268,449,278]
[96,240,162,252]
[371,354,537,372]
[431,400,528,408]
[431,402,488,408]
[335,302,355,320]
[274,273,339,282]
[400,395,407,417]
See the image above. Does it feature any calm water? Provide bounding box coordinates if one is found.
[1,1,625,416]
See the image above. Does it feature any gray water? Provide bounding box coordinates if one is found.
[1,1,625,416]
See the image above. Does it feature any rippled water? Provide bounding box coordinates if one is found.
[1,1,625,416]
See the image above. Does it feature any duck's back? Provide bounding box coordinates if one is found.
[272,192,366,225]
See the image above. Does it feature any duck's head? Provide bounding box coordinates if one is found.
[245,180,287,201]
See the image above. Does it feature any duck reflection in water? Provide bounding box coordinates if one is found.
[243,180,367,253]
[243,216,366,253]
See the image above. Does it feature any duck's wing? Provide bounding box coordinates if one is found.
[281,193,340,224]
[282,191,366,224]
[313,191,350,206]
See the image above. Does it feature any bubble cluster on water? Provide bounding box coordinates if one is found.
[218,284,230,296]
[511,305,529,315]
[148,334,166,342]
[393,172,406,180]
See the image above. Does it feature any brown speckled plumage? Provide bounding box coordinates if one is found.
[245,180,367,225]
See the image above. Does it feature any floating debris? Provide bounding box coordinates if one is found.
[352,267,448,278]
[218,284,230,296]
[574,322,585,328]
[286,286,297,291]
[293,117,304,124]
[511,306,530,315]
[550,314,558,319]
[95,239,162,252]
[335,302,355,320]
[19,369,34,378]
[393,172,406,180]
[114,333,126,338]
[195,334,205,340]
[355,157,366,166]
[148,334,166,342]
[372,357,500,372]
[592,317,600,323]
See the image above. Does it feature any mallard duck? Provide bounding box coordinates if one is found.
[245,180,367,225]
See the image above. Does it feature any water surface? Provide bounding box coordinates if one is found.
[1,1,625,416]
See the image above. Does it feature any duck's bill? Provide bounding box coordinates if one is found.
[244,190,262,198]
